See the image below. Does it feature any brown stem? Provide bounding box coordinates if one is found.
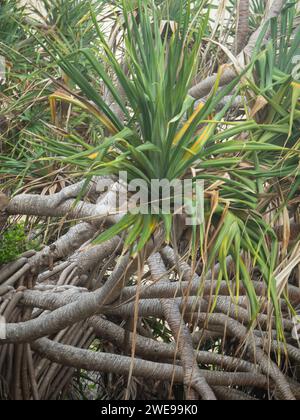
[148,253,216,400]
[235,0,250,54]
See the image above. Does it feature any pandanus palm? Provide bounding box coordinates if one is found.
[35,0,298,330]
[1,0,300,401]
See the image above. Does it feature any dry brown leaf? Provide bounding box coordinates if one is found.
[250,95,268,118]
[0,192,10,211]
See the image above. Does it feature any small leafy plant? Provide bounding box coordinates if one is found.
[0,223,31,265]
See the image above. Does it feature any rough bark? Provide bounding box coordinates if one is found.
[148,253,216,400]
[235,0,250,54]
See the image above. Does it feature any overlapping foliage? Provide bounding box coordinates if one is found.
[30,0,300,331]
[1,0,300,401]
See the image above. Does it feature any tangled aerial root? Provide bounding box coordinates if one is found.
[0,182,299,400]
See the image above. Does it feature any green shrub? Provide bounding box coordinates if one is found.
[0,223,31,265]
